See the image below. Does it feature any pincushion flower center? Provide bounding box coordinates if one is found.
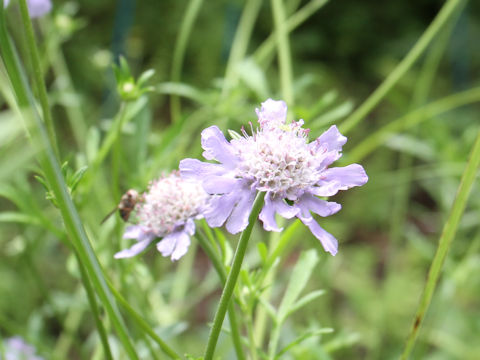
[137,177,207,236]
[235,130,319,194]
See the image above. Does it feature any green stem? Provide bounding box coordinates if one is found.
[400,130,480,359]
[106,279,182,360]
[270,0,294,106]
[18,0,59,159]
[196,232,246,360]
[76,252,114,360]
[346,87,480,163]
[254,0,329,66]
[221,0,262,98]
[204,192,266,360]
[170,0,204,123]
[340,0,464,134]
[0,11,139,360]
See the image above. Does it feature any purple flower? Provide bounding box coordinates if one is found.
[114,172,209,261]
[2,337,44,360]
[4,0,52,18]
[180,99,368,255]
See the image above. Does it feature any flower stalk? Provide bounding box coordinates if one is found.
[204,191,265,360]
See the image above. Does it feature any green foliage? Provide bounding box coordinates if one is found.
[1,0,480,359]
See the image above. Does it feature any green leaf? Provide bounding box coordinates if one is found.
[257,242,268,265]
[0,211,40,225]
[277,249,319,322]
[276,328,334,358]
[286,289,326,318]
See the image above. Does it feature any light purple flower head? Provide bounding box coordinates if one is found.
[2,337,44,360]
[179,99,368,255]
[3,0,52,18]
[114,172,209,261]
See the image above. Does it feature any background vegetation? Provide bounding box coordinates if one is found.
[1,0,479,359]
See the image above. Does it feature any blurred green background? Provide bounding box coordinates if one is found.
[1,0,479,359]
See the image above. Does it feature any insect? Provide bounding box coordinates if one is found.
[101,189,140,224]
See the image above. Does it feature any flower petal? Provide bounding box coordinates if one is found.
[225,186,256,234]
[204,192,240,227]
[179,158,227,180]
[123,225,150,240]
[298,215,338,256]
[259,193,298,232]
[315,164,368,196]
[157,230,191,261]
[114,238,154,259]
[259,193,281,232]
[318,125,347,152]
[202,176,241,194]
[201,126,238,166]
[296,193,341,217]
[256,99,287,129]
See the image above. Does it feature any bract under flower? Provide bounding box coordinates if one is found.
[114,172,208,261]
[180,99,368,255]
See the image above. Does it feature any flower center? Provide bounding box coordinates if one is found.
[234,129,320,196]
[136,175,207,236]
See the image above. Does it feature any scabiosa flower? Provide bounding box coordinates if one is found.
[4,0,52,18]
[180,99,368,255]
[1,337,44,360]
[114,172,209,261]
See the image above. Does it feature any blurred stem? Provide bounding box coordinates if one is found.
[204,192,266,360]
[400,130,480,359]
[0,12,139,360]
[106,279,182,360]
[389,17,456,246]
[270,0,294,106]
[18,0,59,159]
[347,87,480,163]
[340,0,464,134]
[41,21,87,149]
[170,0,204,124]
[169,241,197,303]
[196,231,246,360]
[221,0,262,98]
[254,0,329,66]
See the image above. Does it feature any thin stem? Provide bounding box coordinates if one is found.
[106,279,182,360]
[0,13,139,360]
[18,0,59,159]
[254,0,329,66]
[221,0,262,97]
[170,0,204,123]
[347,87,480,163]
[204,192,266,360]
[400,129,480,359]
[270,0,294,106]
[195,232,246,360]
[340,0,464,134]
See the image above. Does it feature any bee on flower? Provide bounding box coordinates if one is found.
[114,172,209,261]
[180,99,368,255]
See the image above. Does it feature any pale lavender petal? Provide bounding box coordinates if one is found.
[114,238,153,259]
[317,125,347,152]
[201,126,238,166]
[225,186,256,234]
[298,215,338,255]
[316,164,368,196]
[202,176,240,194]
[259,194,281,232]
[158,230,191,261]
[180,158,227,180]
[123,225,151,240]
[256,99,287,129]
[28,0,52,18]
[4,0,10,7]
[259,193,298,231]
[296,193,341,217]
[204,192,239,227]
